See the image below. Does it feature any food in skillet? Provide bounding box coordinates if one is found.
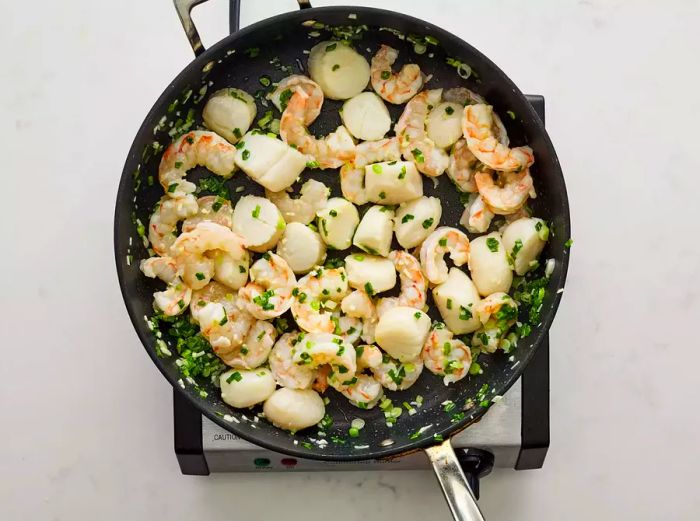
[140,42,550,432]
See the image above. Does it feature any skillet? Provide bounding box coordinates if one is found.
[114,1,571,518]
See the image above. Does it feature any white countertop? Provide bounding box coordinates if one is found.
[3,0,700,519]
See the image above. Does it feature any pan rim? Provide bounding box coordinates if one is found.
[114,4,570,462]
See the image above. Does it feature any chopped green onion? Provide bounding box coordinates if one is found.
[422,218,434,229]
[401,214,414,224]
[226,371,242,383]
[486,237,499,252]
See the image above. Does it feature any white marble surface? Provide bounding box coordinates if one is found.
[2,0,700,519]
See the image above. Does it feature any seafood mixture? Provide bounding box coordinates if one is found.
[139,39,552,433]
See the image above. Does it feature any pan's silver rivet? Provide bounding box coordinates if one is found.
[379,439,395,447]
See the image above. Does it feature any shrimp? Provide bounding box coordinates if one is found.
[334,315,361,345]
[340,138,401,205]
[356,137,401,167]
[269,332,317,389]
[222,320,277,369]
[265,179,329,224]
[370,45,424,104]
[462,104,533,172]
[442,87,486,107]
[422,326,472,385]
[280,90,355,169]
[182,195,233,233]
[292,333,358,377]
[340,289,378,344]
[371,352,424,391]
[355,344,383,371]
[159,130,237,197]
[170,221,247,262]
[148,195,199,256]
[291,267,350,333]
[475,292,518,325]
[268,74,324,125]
[238,253,296,319]
[140,255,180,284]
[312,364,331,393]
[395,89,449,177]
[389,250,428,309]
[419,227,471,284]
[179,253,215,290]
[447,139,479,193]
[474,169,535,215]
[190,282,254,359]
[153,282,192,317]
[472,293,518,354]
[335,374,384,409]
[460,193,495,234]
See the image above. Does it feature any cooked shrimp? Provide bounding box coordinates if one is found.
[422,326,472,385]
[370,45,423,104]
[291,267,350,333]
[153,282,192,317]
[355,344,383,371]
[460,193,495,233]
[444,90,511,149]
[475,292,518,325]
[462,104,533,172]
[179,253,215,290]
[280,90,355,169]
[442,87,486,107]
[356,137,401,167]
[447,139,479,193]
[159,130,237,197]
[292,333,357,377]
[238,253,296,319]
[170,221,246,261]
[389,250,428,310]
[371,352,424,391]
[182,195,233,233]
[222,320,276,369]
[419,227,471,284]
[337,315,362,344]
[140,255,180,284]
[475,169,535,215]
[148,195,199,256]
[335,374,384,409]
[269,332,317,389]
[268,74,324,125]
[339,164,368,206]
[471,294,518,354]
[340,138,400,205]
[265,179,329,224]
[395,89,449,177]
[190,283,255,359]
[341,289,378,344]
[312,364,331,393]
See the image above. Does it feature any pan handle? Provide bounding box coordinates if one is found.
[425,439,486,521]
[174,0,312,57]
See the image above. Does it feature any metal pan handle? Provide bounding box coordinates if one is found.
[173,0,312,57]
[425,439,486,521]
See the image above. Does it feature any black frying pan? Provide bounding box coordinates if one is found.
[114,1,570,519]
